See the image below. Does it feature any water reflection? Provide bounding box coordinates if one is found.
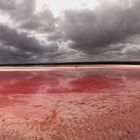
[0,67,140,94]
[0,67,140,108]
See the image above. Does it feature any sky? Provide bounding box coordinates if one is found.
[0,0,140,64]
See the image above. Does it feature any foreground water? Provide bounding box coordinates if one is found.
[0,65,140,140]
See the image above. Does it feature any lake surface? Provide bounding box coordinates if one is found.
[0,65,140,140]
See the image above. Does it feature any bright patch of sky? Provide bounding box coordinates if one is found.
[36,0,99,16]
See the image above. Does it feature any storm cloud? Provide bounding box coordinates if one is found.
[0,0,140,63]
[51,0,140,55]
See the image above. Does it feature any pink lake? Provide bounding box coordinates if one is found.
[0,65,140,140]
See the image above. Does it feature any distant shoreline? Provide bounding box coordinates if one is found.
[0,61,139,67]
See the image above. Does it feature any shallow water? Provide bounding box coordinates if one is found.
[0,65,140,140]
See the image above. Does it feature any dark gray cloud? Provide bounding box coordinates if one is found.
[0,0,35,20]
[20,9,55,33]
[0,24,59,53]
[0,0,140,63]
[50,0,140,56]
[0,0,55,32]
[0,24,59,63]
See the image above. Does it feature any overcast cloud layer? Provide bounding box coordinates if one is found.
[0,0,140,64]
